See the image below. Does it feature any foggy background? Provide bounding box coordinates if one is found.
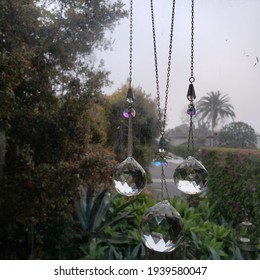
[97,0,260,134]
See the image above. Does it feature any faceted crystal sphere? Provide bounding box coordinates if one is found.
[173,156,208,195]
[140,200,183,252]
[113,157,146,196]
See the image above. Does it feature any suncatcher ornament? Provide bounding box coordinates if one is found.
[140,0,183,253]
[173,0,208,195]
[113,0,146,197]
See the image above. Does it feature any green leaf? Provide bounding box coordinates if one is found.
[232,246,244,260]
[129,243,142,260]
[108,245,123,260]
[209,247,221,260]
[88,189,109,231]
[101,210,135,230]
[92,191,113,230]
[108,233,131,245]
[190,230,200,249]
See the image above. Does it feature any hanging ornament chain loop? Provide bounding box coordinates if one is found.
[126,0,134,157]
[187,0,196,156]
[189,0,195,84]
[150,0,176,200]
[150,0,176,137]
[129,0,133,88]
[174,0,208,197]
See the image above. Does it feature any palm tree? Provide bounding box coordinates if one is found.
[197,91,235,131]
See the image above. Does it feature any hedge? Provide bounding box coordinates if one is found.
[201,147,260,227]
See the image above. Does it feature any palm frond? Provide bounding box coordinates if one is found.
[196,91,235,129]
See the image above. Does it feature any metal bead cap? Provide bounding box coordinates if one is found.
[187,83,196,101]
[126,87,135,103]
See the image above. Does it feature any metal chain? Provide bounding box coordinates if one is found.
[189,0,195,84]
[150,0,176,136]
[129,0,133,88]
[150,0,161,128]
[187,0,195,155]
[150,0,176,200]
[126,0,134,158]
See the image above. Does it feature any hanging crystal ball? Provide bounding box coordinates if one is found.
[173,156,208,195]
[140,200,183,252]
[113,157,146,196]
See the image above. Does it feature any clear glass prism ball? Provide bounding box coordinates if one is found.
[140,200,183,252]
[113,156,146,196]
[173,156,208,195]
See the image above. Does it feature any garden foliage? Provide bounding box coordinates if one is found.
[201,147,260,234]
[78,191,242,260]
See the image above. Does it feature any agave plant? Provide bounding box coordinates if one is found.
[75,186,147,259]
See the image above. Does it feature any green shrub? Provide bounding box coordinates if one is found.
[168,144,200,158]
[78,189,241,260]
[201,147,260,229]
[168,144,188,158]
[171,197,241,260]
[78,190,154,260]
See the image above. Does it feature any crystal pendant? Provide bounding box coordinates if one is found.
[158,136,167,153]
[187,83,196,101]
[140,200,183,252]
[154,136,168,166]
[187,104,196,116]
[126,87,135,103]
[123,108,136,118]
[173,156,208,195]
[113,156,146,196]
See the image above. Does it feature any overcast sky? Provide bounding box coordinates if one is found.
[97,0,260,134]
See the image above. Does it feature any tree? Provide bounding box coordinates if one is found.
[107,85,160,168]
[218,122,257,149]
[196,91,236,133]
[0,0,127,128]
[0,0,126,259]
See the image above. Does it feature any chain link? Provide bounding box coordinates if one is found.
[150,0,176,136]
[150,0,176,200]
[129,0,133,88]
[127,0,134,157]
[189,0,195,83]
[187,0,195,155]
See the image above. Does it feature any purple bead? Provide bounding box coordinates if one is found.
[187,106,196,116]
[123,108,136,118]
[163,161,168,167]
[123,110,129,118]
